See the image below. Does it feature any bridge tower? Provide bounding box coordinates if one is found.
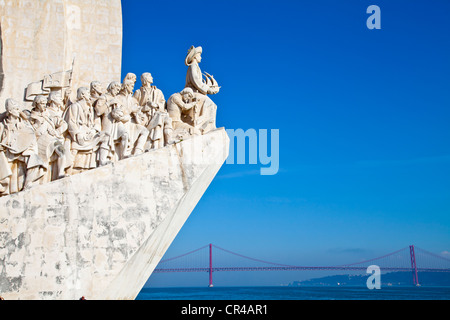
[409,245,419,286]
[209,244,214,287]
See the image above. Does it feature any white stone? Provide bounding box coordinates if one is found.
[0,0,123,113]
[0,128,229,300]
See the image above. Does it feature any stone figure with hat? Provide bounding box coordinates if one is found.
[184,45,220,135]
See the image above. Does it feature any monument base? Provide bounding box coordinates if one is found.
[0,128,229,300]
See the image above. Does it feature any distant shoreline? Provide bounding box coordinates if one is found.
[289,271,450,287]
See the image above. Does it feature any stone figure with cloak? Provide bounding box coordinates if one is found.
[167,87,201,139]
[133,72,166,123]
[29,94,70,182]
[0,99,46,195]
[64,87,102,174]
[95,81,127,166]
[184,46,220,134]
[133,72,175,149]
[113,80,149,158]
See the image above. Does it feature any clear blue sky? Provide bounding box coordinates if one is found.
[121,0,450,287]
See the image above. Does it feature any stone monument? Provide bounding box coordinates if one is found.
[0,1,229,300]
[0,0,123,113]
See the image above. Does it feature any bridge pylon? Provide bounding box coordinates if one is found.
[409,245,420,286]
[209,244,214,287]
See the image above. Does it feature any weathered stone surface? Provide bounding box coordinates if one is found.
[0,128,229,300]
[0,0,123,113]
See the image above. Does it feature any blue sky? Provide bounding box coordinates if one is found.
[121,0,450,287]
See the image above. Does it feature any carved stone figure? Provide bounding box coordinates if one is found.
[95,81,128,166]
[114,80,149,158]
[29,95,69,181]
[64,87,101,174]
[48,91,73,167]
[133,73,166,125]
[0,99,45,195]
[90,81,105,132]
[145,110,174,149]
[184,46,219,134]
[167,87,201,139]
[132,73,172,150]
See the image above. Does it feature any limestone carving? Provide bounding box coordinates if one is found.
[65,87,102,174]
[167,87,201,139]
[90,81,105,101]
[133,73,175,149]
[133,73,166,116]
[29,94,69,181]
[48,91,68,118]
[123,73,137,86]
[0,46,220,197]
[114,80,149,158]
[0,99,46,195]
[25,68,74,103]
[95,81,124,166]
[184,46,219,134]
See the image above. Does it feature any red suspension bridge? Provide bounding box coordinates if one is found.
[153,244,450,287]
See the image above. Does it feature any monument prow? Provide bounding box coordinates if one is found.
[0,128,229,300]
